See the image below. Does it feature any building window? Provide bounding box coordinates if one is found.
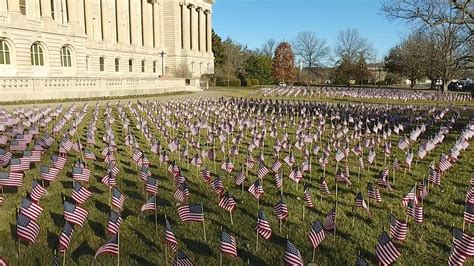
[60,46,72,67]
[51,0,55,19]
[86,55,90,71]
[115,58,120,72]
[0,41,11,65]
[99,57,105,72]
[30,43,44,66]
[141,60,145,73]
[153,61,157,73]
[128,59,133,72]
[19,0,26,15]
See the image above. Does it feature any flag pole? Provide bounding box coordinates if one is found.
[202,203,207,242]
[63,249,66,266]
[302,203,305,221]
[164,215,168,265]
[279,218,282,233]
[220,226,223,266]
[117,231,120,266]
[312,246,316,263]
[154,194,158,232]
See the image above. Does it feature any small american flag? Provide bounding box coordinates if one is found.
[452,227,474,258]
[221,159,234,173]
[275,173,283,190]
[271,160,283,173]
[402,186,419,207]
[375,231,400,265]
[248,179,264,199]
[20,197,43,221]
[64,201,88,227]
[174,182,190,202]
[101,172,116,188]
[257,163,270,179]
[274,193,289,220]
[220,230,238,257]
[30,180,47,202]
[40,166,60,182]
[111,188,125,211]
[303,184,314,207]
[256,209,272,239]
[234,171,246,186]
[146,176,159,195]
[355,192,370,215]
[165,218,178,253]
[464,203,474,224]
[284,240,303,266]
[218,191,237,212]
[94,235,119,259]
[10,158,30,173]
[323,208,336,231]
[172,250,193,266]
[201,169,211,183]
[72,167,91,183]
[16,213,40,244]
[177,204,204,222]
[389,214,407,241]
[71,181,92,204]
[319,177,330,195]
[448,246,467,265]
[407,199,423,223]
[367,182,382,202]
[107,210,123,235]
[335,169,351,185]
[308,220,325,248]
[211,176,224,195]
[141,195,156,212]
[59,221,75,252]
[51,155,67,170]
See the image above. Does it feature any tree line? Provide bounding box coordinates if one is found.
[210,0,472,92]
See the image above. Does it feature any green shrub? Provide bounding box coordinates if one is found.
[250,78,259,86]
[229,79,242,87]
[241,78,252,87]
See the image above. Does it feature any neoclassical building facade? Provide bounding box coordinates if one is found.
[0,0,214,101]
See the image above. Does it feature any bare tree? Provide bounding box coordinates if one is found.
[381,0,473,36]
[261,39,276,59]
[334,28,375,64]
[293,31,330,69]
[216,39,246,86]
[381,0,473,92]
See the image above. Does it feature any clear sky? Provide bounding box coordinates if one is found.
[213,0,411,62]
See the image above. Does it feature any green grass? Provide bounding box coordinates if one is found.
[0,95,473,265]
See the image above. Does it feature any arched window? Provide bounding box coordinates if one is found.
[141,60,145,73]
[99,57,105,72]
[115,58,120,72]
[60,46,72,67]
[128,59,133,72]
[30,43,44,66]
[0,41,11,65]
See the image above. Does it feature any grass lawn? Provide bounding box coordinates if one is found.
[0,91,473,265]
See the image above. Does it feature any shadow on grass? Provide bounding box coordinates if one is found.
[70,241,94,263]
[88,219,106,238]
[47,230,58,250]
[50,211,64,228]
[129,253,155,266]
[133,229,158,252]
[94,200,110,213]
[60,181,73,189]
[182,237,213,256]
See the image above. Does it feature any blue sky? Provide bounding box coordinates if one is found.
[213,0,411,61]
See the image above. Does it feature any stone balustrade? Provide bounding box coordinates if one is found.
[0,77,201,102]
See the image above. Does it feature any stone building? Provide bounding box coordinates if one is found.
[0,0,214,101]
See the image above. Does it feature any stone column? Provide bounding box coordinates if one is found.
[40,0,52,18]
[27,0,41,19]
[206,10,212,55]
[7,0,20,12]
[182,3,189,51]
[196,7,201,52]
[130,0,138,46]
[142,0,151,47]
[199,7,206,54]
[153,2,160,49]
[84,0,93,39]
[187,4,194,51]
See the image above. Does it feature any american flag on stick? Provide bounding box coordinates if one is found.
[177,204,204,222]
[284,239,303,266]
[111,188,125,211]
[63,201,88,227]
[165,218,178,253]
[141,195,156,212]
[59,221,75,252]
[16,212,40,244]
[20,197,43,221]
[375,231,401,265]
[218,191,237,213]
[389,214,407,241]
[172,250,193,266]
[256,209,272,240]
[40,166,60,182]
[71,181,92,205]
[308,220,325,249]
[220,230,238,257]
[107,210,123,235]
[94,234,119,259]
[30,180,47,202]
